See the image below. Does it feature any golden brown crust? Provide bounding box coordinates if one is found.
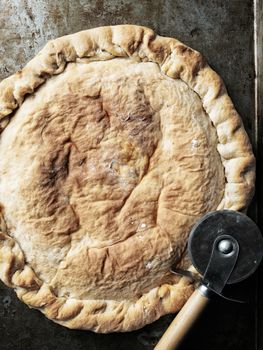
[0,25,255,332]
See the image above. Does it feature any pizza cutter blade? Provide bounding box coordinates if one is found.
[154,210,263,350]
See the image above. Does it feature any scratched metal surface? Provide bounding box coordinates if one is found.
[0,1,256,350]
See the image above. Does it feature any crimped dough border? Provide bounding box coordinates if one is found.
[0,25,255,332]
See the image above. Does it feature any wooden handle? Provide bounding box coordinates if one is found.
[154,288,209,350]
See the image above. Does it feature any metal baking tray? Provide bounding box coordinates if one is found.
[0,1,261,349]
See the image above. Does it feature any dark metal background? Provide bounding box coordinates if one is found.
[0,1,257,349]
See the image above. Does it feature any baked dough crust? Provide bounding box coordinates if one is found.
[0,25,255,332]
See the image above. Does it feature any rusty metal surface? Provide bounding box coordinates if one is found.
[0,1,256,349]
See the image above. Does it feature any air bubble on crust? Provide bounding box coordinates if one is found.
[60,261,67,269]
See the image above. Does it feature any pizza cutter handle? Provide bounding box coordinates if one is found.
[154,286,210,350]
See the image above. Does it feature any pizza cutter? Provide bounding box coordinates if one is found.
[154,210,263,350]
